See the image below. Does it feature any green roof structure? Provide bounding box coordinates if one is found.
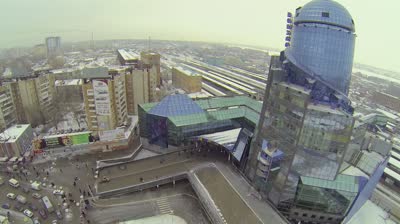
[138,95,263,147]
[300,174,359,193]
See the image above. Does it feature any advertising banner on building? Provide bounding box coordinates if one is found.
[99,129,125,141]
[93,80,111,115]
[35,132,93,150]
[71,133,90,145]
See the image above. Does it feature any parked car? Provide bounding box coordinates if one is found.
[28,203,38,211]
[55,210,63,220]
[8,178,19,188]
[39,209,47,219]
[16,195,27,204]
[1,203,10,209]
[22,187,30,194]
[14,204,24,212]
[33,219,41,224]
[51,220,58,224]
[53,190,64,196]
[6,193,16,200]
[32,193,42,199]
[23,209,34,218]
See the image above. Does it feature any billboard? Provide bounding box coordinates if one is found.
[35,132,93,150]
[99,129,125,141]
[93,80,111,115]
[71,133,90,145]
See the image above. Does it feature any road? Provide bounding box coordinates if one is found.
[90,180,210,224]
[96,149,287,224]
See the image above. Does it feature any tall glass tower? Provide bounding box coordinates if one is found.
[246,1,358,223]
[286,0,356,95]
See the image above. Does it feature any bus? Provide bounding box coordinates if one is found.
[42,196,54,213]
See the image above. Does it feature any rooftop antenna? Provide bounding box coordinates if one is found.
[148,36,151,52]
[91,32,94,49]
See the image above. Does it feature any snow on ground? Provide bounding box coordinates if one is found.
[46,111,87,135]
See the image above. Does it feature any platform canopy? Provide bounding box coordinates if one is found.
[195,128,241,150]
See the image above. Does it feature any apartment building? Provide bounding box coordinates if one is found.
[9,74,56,126]
[0,124,34,157]
[140,51,161,85]
[82,70,128,132]
[171,67,202,93]
[125,67,158,115]
[0,84,17,131]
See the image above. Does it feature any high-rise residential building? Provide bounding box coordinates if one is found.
[125,69,150,115]
[140,51,161,85]
[245,0,358,223]
[45,36,62,58]
[117,49,139,66]
[82,67,128,131]
[171,67,202,93]
[8,74,56,126]
[34,74,56,122]
[0,84,18,131]
[0,124,34,157]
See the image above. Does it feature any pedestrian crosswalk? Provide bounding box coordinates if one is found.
[156,197,173,214]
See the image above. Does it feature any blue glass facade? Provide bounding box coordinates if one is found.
[286,0,356,95]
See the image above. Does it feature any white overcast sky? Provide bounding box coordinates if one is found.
[1,0,399,72]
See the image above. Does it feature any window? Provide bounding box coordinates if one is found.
[322,12,330,18]
[319,216,325,220]
[311,215,316,218]
[302,213,308,217]
[328,217,333,221]
[294,212,299,216]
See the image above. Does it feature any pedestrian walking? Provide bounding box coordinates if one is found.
[73,182,76,187]
[60,168,63,173]
[79,188,82,193]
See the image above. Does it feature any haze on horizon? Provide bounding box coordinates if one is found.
[1,0,399,73]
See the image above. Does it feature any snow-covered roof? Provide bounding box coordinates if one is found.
[0,124,31,143]
[55,79,82,86]
[197,128,241,146]
[346,200,396,224]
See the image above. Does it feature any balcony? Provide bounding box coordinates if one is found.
[256,168,267,178]
[258,152,271,166]
[0,96,11,104]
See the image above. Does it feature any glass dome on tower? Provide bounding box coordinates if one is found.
[285,0,356,95]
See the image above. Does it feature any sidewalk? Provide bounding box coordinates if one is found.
[214,161,288,224]
[0,209,33,224]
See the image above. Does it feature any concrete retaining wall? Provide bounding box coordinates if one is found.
[96,171,226,224]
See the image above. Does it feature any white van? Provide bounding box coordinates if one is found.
[16,195,27,204]
[31,181,41,191]
[9,178,19,188]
